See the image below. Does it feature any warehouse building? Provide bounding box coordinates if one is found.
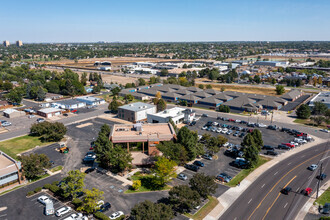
[3,109,25,118]
[118,102,156,122]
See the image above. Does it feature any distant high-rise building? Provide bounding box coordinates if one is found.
[16,40,23,47]
[3,40,10,47]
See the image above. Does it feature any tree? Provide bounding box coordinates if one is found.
[189,173,217,199]
[36,87,46,101]
[206,136,220,155]
[132,180,141,191]
[160,69,169,76]
[152,157,177,187]
[198,84,204,89]
[30,122,67,142]
[169,185,201,213]
[131,200,174,220]
[138,78,146,86]
[156,98,166,112]
[177,127,198,161]
[92,85,101,94]
[101,145,133,173]
[60,170,86,199]
[296,104,311,119]
[78,188,104,214]
[312,102,328,115]
[108,99,121,113]
[241,133,255,148]
[271,78,276,84]
[45,81,60,93]
[206,84,212,89]
[219,105,230,113]
[217,135,228,146]
[311,116,325,126]
[275,85,285,95]
[3,81,13,91]
[125,94,134,102]
[111,87,121,96]
[201,133,211,143]
[251,129,263,150]
[243,145,259,168]
[6,89,23,104]
[18,153,51,180]
[157,141,188,166]
[81,72,88,86]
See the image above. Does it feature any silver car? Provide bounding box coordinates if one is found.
[177,173,188,181]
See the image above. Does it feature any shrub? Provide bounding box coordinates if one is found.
[134,171,141,176]
[72,198,83,208]
[34,187,42,193]
[94,211,110,220]
[132,180,141,191]
[43,184,52,189]
[27,191,35,196]
[49,185,60,194]
[52,181,59,186]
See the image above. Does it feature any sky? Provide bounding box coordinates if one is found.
[1,0,330,43]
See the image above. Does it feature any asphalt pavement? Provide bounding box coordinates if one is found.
[219,142,330,220]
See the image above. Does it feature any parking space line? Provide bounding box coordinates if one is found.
[274,171,278,175]
[284,203,288,209]
[248,199,252,204]
[261,184,265,188]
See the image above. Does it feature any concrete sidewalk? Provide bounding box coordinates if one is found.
[205,136,327,220]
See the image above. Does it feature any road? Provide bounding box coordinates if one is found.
[219,141,330,220]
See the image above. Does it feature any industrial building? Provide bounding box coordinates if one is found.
[254,61,289,67]
[118,102,156,122]
[37,108,62,118]
[3,109,25,118]
[0,151,22,191]
[309,92,330,108]
[147,107,186,124]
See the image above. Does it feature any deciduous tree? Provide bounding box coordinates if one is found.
[152,157,177,187]
[131,200,174,220]
[189,173,217,199]
[169,185,201,213]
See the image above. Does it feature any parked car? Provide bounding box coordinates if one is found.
[278,144,290,150]
[262,145,275,151]
[202,114,208,117]
[282,143,295,148]
[240,120,247,124]
[216,175,230,183]
[235,119,241,123]
[85,167,95,174]
[28,115,35,118]
[290,141,299,147]
[228,118,235,122]
[239,133,245,138]
[257,123,267,128]
[316,173,327,180]
[99,202,111,212]
[281,186,292,195]
[193,161,204,167]
[307,164,318,171]
[109,211,124,220]
[233,131,240,137]
[219,172,232,180]
[37,118,45,123]
[265,150,278,156]
[63,113,69,117]
[55,206,71,217]
[202,154,212,160]
[212,122,218,126]
[202,126,208,130]
[1,122,11,127]
[38,196,51,205]
[226,130,233,135]
[321,203,330,214]
[177,173,188,181]
[216,128,222,133]
[221,128,228,134]
[185,164,200,172]
[320,129,329,133]
[223,142,230,147]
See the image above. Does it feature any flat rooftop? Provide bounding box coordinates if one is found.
[110,123,175,143]
[119,102,155,112]
[38,108,62,114]
[148,107,185,118]
[0,152,20,177]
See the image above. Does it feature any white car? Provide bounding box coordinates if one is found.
[216,128,222,133]
[38,196,51,205]
[198,135,202,140]
[201,126,208,130]
[257,123,267,128]
[109,211,124,220]
[97,200,104,208]
[290,141,299,147]
[55,206,72,217]
[235,119,241,123]
[294,138,307,144]
[221,128,228,134]
[28,115,35,118]
[63,213,88,220]
[212,122,218,126]
[320,129,329,133]
[1,122,12,127]
[223,142,230,147]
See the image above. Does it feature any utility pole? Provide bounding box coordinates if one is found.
[271,111,274,124]
[316,163,322,199]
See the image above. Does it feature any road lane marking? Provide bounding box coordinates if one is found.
[262,176,297,220]
[261,184,265,188]
[288,162,292,165]
[284,203,288,208]
[247,150,330,220]
[301,155,305,158]
[248,199,252,204]
[320,156,330,162]
[274,171,278,175]
[297,187,300,191]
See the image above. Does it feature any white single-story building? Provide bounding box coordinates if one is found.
[37,108,62,118]
[51,99,86,109]
[76,96,105,106]
[3,109,25,118]
[147,107,186,124]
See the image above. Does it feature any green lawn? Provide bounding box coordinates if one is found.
[226,156,271,187]
[125,174,171,194]
[50,166,63,173]
[0,135,53,158]
[293,118,328,129]
[185,196,219,220]
[314,187,330,206]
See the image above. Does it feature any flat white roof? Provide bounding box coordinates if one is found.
[119,102,155,112]
[148,107,185,118]
[38,108,62,114]
[76,96,104,102]
[3,108,19,114]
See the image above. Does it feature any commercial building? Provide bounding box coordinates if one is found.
[16,40,23,47]
[37,108,62,118]
[254,61,289,67]
[118,102,156,122]
[76,96,105,106]
[110,123,176,156]
[147,107,186,124]
[309,92,330,108]
[51,99,86,109]
[44,93,63,102]
[3,109,25,118]
[3,40,10,47]
[281,89,303,101]
[0,151,22,191]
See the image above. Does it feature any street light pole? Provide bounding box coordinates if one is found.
[316,163,323,199]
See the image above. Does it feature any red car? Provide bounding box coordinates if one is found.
[282,143,295,148]
[228,119,235,122]
[296,133,304,137]
[301,187,312,196]
[71,109,77,113]
[247,129,254,133]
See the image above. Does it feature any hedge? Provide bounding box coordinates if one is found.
[52,181,59,186]
[72,198,83,208]
[34,187,42,193]
[49,185,60,194]
[94,212,110,220]
[43,184,52,189]
[27,191,35,196]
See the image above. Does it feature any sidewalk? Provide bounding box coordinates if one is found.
[295,180,330,220]
[205,136,327,220]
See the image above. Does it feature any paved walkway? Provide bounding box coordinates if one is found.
[205,136,327,220]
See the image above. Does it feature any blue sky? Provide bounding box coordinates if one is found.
[1,0,329,43]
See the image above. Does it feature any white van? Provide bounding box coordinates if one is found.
[44,201,55,216]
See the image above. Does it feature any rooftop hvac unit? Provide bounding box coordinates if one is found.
[134,123,143,131]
